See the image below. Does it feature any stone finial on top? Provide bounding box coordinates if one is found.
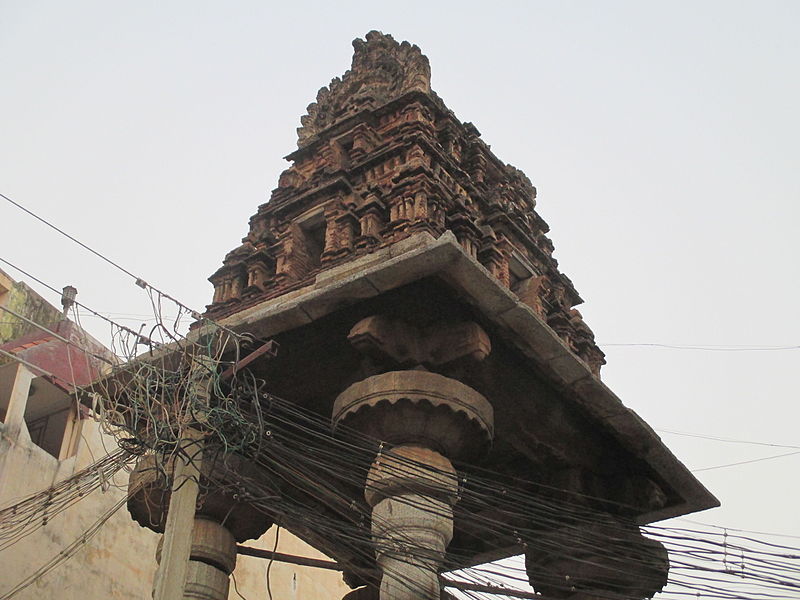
[296,31,432,147]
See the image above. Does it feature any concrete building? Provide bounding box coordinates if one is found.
[0,268,64,346]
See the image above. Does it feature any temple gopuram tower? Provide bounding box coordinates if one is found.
[142,31,718,600]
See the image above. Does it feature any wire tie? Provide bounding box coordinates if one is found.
[99,468,110,492]
[135,278,148,289]
[723,528,728,572]
[514,530,523,546]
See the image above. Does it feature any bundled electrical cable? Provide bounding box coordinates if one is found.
[128,370,800,600]
[0,448,134,552]
[0,262,797,600]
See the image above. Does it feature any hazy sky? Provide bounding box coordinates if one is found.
[1,0,798,550]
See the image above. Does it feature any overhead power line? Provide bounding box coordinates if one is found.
[1,192,140,281]
[679,520,800,541]
[7,258,800,488]
[1,191,241,339]
[601,343,799,352]
[692,450,800,473]
[658,429,800,451]
[0,256,156,348]
[3,302,800,600]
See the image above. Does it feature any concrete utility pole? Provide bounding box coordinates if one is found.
[152,430,203,600]
[128,341,276,600]
[152,354,213,600]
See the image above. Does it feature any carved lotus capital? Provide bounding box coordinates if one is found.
[333,370,493,460]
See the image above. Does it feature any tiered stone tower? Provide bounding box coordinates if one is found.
[192,31,717,600]
[206,31,605,377]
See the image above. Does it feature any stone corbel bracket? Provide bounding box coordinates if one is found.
[347,315,491,368]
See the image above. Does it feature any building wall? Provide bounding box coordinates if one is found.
[0,277,351,600]
[0,269,63,348]
[0,389,351,600]
[233,528,352,600]
[0,385,161,599]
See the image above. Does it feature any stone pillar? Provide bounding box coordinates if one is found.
[155,517,237,600]
[130,451,272,599]
[366,445,458,600]
[525,516,670,600]
[334,370,493,600]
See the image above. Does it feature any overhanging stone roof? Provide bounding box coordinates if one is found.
[218,231,718,525]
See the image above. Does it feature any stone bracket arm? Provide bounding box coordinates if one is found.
[347,315,491,369]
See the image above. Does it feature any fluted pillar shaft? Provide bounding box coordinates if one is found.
[365,445,458,600]
[334,369,494,600]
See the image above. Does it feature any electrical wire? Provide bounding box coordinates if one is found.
[657,429,800,451]
[692,451,800,473]
[0,494,130,600]
[0,449,135,552]
[3,302,800,599]
[0,192,241,340]
[600,343,800,352]
[266,526,280,600]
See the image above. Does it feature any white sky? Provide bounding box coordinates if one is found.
[1,0,798,556]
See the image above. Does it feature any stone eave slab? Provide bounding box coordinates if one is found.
[220,231,719,524]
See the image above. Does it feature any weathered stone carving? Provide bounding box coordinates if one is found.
[154,518,237,600]
[207,29,603,381]
[348,316,491,369]
[525,516,670,600]
[193,32,724,599]
[332,370,493,459]
[297,31,432,148]
[366,446,458,600]
[127,454,271,543]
